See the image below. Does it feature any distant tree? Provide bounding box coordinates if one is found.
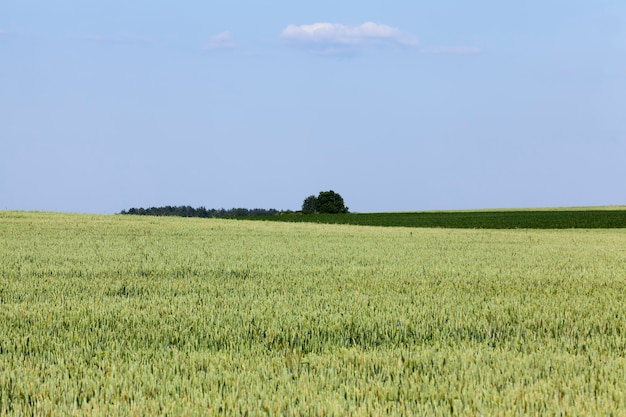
[302,190,348,214]
[302,195,318,214]
[316,190,348,214]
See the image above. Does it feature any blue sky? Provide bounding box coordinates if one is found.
[2,1,625,213]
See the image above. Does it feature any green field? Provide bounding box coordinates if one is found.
[1,211,626,415]
[251,207,626,229]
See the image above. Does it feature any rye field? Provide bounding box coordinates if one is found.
[1,210,626,416]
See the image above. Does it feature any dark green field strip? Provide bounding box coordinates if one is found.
[248,210,626,229]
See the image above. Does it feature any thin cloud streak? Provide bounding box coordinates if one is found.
[422,46,481,54]
[82,33,153,44]
[204,31,236,51]
[281,22,418,54]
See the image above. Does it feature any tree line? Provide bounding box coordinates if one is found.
[120,206,280,218]
[119,191,349,218]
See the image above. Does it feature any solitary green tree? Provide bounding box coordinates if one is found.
[303,190,348,214]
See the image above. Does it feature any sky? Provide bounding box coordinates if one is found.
[1,1,625,213]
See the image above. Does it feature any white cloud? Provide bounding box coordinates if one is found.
[422,46,481,55]
[280,22,418,53]
[204,31,236,51]
[82,33,152,44]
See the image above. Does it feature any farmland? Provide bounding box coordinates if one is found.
[1,211,626,415]
[252,207,626,229]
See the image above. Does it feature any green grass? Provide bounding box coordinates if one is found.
[1,211,626,415]
[254,207,626,229]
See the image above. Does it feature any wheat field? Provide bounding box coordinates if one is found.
[1,211,625,415]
